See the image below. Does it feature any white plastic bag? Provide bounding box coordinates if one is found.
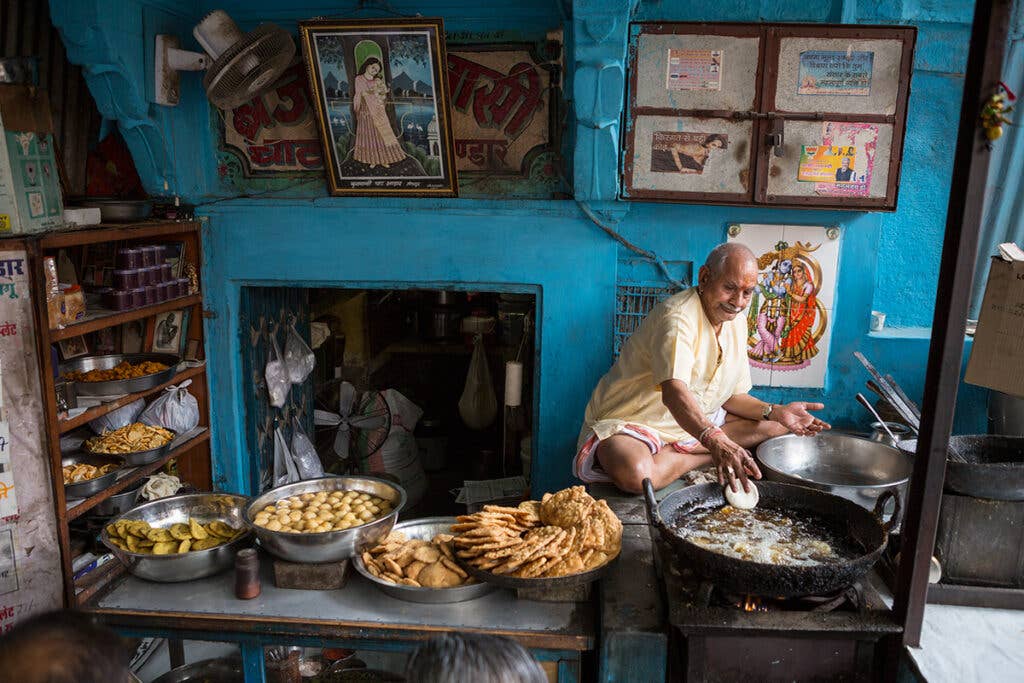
[139,380,199,433]
[284,322,315,384]
[290,418,324,479]
[89,398,145,434]
[273,426,299,487]
[458,335,497,429]
[265,329,290,408]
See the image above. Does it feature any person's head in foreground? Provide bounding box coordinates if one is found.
[405,632,546,683]
[0,609,133,683]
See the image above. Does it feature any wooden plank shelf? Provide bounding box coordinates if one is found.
[74,559,126,606]
[66,427,210,520]
[59,364,206,434]
[39,220,200,249]
[49,293,201,341]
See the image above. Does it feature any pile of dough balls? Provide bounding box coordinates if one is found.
[253,490,393,534]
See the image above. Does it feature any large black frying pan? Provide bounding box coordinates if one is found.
[643,478,898,598]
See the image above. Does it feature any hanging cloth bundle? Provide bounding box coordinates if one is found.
[458,334,497,430]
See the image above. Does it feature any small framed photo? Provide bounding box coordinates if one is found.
[185,338,201,361]
[120,320,145,354]
[58,335,89,360]
[150,310,185,356]
[92,326,119,355]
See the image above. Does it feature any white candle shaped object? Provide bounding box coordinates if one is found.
[504,361,523,407]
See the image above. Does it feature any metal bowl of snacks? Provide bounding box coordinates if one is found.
[62,453,124,498]
[245,476,406,564]
[101,493,252,582]
[93,480,145,517]
[60,353,180,396]
[83,423,176,466]
[353,517,498,604]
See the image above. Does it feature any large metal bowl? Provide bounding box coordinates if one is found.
[60,353,180,396]
[245,476,406,564]
[100,493,252,582]
[151,657,242,683]
[352,517,498,603]
[62,453,125,498]
[84,427,177,466]
[757,432,913,524]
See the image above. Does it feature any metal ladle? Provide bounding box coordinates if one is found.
[856,393,898,443]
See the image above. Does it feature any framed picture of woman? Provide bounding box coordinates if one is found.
[299,18,458,197]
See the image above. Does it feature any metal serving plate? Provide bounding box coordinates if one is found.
[352,517,498,604]
[62,453,125,498]
[60,353,181,396]
[454,551,619,591]
[85,428,177,466]
[101,493,252,582]
[151,657,242,683]
[245,476,406,564]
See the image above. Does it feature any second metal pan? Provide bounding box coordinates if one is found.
[60,353,180,396]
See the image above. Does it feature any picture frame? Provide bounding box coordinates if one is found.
[298,17,459,197]
[58,335,89,360]
[120,320,145,354]
[150,310,185,356]
[92,326,120,355]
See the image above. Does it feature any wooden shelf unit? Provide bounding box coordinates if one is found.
[23,220,213,606]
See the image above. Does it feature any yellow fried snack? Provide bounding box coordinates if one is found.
[104,518,243,555]
[86,423,174,455]
[362,532,477,588]
[63,360,169,383]
[252,489,393,534]
[454,486,623,579]
[62,462,117,484]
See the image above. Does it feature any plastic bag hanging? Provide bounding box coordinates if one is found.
[458,334,497,430]
[284,321,315,384]
[90,398,145,435]
[272,425,299,487]
[290,417,324,479]
[139,379,200,433]
[264,327,290,408]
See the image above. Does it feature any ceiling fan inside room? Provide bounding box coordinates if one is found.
[155,9,295,109]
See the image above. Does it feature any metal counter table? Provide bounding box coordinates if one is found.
[86,560,596,682]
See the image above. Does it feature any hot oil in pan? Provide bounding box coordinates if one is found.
[671,504,858,567]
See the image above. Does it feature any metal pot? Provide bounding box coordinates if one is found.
[988,390,1024,436]
[756,433,913,526]
[898,435,1024,501]
[869,421,911,447]
[93,480,144,517]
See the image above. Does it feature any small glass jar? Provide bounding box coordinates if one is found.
[113,269,142,290]
[102,289,132,311]
[143,285,157,306]
[116,247,143,270]
[155,281,170,303]
[159,263,173,282]
[128,287,146,308]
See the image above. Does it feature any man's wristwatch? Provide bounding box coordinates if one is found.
[762,403,775,421]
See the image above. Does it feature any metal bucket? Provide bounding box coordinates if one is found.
[988,390,1024,437]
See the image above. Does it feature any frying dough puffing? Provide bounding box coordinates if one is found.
[252,490,393,533]
[86,423,174,454]
[361,531,476,588]
[453,486,623,579]
[64,360,169,382]
[105,518,243,554]
[62,462,117,484]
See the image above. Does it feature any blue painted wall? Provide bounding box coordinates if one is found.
[49,0,989,495]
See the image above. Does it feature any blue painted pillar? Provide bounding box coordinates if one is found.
[572,0,637,202]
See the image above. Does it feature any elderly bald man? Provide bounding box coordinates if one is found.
[575,243,830,494]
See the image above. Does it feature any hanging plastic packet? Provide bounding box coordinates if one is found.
[139,379,200,433]
[265,328,290,408]
[290,417,325,479]
[284,321,316,384]
[89,398,145,435]
[273,425,299,487]
[458,334,498,430]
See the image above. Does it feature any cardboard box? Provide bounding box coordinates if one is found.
[965,256,1024,397]
[0,86,64,234]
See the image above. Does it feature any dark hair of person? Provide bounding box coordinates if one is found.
[405,633,546,683]
[0,609,132,683]
[703,133,728,149]
[358,57,383,76]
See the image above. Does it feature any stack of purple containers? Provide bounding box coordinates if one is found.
[102,245,191,311]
